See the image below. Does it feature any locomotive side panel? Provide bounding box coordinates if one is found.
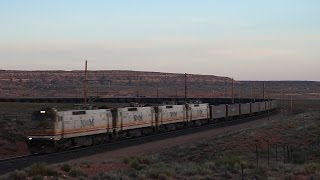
[210,105,227,119]
[259,102,266,112]
[240,103,251,115]
[266,101,273,110]
[188,104,210,121]
[158,105,186,125]
[272,100,277,109]
[116,107,155,131]
[265,101,270,110]
[227,104,240,117]
[251,102,259,113]
[57,109,112,139]
[271,100,275,109]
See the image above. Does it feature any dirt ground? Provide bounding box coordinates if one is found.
[0,139,29,159]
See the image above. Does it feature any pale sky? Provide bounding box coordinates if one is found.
[0,0,319,81]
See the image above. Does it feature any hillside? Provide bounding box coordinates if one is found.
[0,70,319,99]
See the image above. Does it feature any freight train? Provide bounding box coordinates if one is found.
[27,100,277,153]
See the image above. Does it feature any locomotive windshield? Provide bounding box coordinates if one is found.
[32,108,57,121]
[28,108,57,135]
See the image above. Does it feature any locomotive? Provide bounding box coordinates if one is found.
[27,100,276,153]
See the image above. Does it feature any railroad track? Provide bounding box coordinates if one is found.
[0,110,278,175]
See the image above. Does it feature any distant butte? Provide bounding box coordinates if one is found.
[0,70,319,99]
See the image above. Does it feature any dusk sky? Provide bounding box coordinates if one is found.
[0,0,319,81]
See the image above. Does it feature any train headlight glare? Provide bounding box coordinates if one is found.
[28,137,33,140]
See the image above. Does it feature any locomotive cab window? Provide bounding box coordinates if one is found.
[31,109,57,121]
[72,111,86,115]
[128,108,137,111]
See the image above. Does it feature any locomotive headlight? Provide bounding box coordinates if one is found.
[28,137,33,140]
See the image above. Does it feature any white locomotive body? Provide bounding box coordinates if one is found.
[157,105,187,125]
[114,107,155,137]
[55,109,113,140]
[187,104,209,120]
[210,104,226,120]
[240,103,251,116]
[251,102,260,113]
[27,101,277,154]
[227,104,240,118]
[114,107,155,131]
[27,108,113,153]
[259,102,266,112]
[187,104,210,126]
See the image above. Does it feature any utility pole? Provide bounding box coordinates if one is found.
[184,73,187,103]
[290,87,293,111]
[282,90,285,116]
[175,87,178,98]
[156,86,159,99]
[268,90,270,121]
[238,86,242,103]
[290,94,293,111]
[282,90,285,107]
[83,60,88,108]
[231,78,234,104]
[223,80,226,98]
[263,82,265,100]
[287,88,291,109]
[251,83,253,102]
[253,82,256,102]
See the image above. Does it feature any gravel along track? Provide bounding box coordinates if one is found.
[0,111,279,174]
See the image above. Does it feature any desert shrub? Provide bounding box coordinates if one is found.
[125,169,139,178]
[25,163,58,177]
[60,164,71,172]
[215,156,242,169]
[282,164,294,173]
[289,147,307,164]
[131,160,147,171]
[173,162,211,176]
[125,156,152,171]
[145,164,174,179]
[93,171,129,180]
[247,162,255,169]
[284,173,294,180]
[69,168,87,178]
[270,162,282,172]
[304,163,320,175]
[7,170,27,180]
[80,161,91,168]
[203,161,216,171]
[249,167,267,180]
[0,129,24,142]
[267,178,277,180]
[32,175,43,180]
[122,157,130,164]
[310,175,320,180]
